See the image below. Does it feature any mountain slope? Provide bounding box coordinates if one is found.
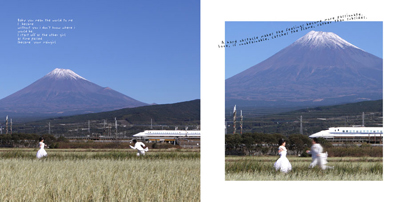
[29,99,200,125]
[226,31,382,107]
[0,68,147,116]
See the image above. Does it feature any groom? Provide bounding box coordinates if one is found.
[306,138,327,170]
[130,139,149,156]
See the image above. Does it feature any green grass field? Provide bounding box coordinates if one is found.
[0,148,200,202]
[226,156,382,181]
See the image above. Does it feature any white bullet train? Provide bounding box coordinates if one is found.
[133,130,201,138]
[309,127,383,143]
[132,130,201,143]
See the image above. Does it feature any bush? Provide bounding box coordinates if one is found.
[316,137,332,149]
[57,136,70,143]
[360,142,372,148]
[151,143,178,149]
[326,147,382,157]
[299,150,310,157]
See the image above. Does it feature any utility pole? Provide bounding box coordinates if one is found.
[10,118,12,134]
[5,116,8,134]
[115,117,117,139]
[88,120,90,134]
[300,115,303,135]
[362,112,365,127]
[48,122,51,134]
[103,119,106,135]
[240,110,243,135]
[233,105,237,134]
[151,119,153,129]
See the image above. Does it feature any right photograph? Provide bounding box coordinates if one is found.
[224,21,383,180]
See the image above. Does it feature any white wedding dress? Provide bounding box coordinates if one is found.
[36,142,47,159]
[274,146,292,173]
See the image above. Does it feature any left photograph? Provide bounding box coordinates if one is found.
[0,0,200,201]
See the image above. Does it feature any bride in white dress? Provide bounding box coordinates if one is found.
[273,139,292,173]
[36,137,48,159]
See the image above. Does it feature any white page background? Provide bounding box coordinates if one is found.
[201,0,398,201]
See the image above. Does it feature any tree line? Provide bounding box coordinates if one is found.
[225,133,313,156]
[0,133,68,148]
[225,133,382,157]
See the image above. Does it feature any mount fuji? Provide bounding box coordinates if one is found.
[226,31,383,107]
[0,68,148,117]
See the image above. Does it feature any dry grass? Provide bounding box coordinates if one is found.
[0,149,200,201]
[225,156,382,181]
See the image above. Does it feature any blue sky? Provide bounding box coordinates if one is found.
[0,0,200,104]
[225,21,383,79]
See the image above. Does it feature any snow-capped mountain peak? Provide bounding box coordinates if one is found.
[0,68,148,116]
[293,30,361,50]
[44,68,87,80]
[226,30,382,106]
